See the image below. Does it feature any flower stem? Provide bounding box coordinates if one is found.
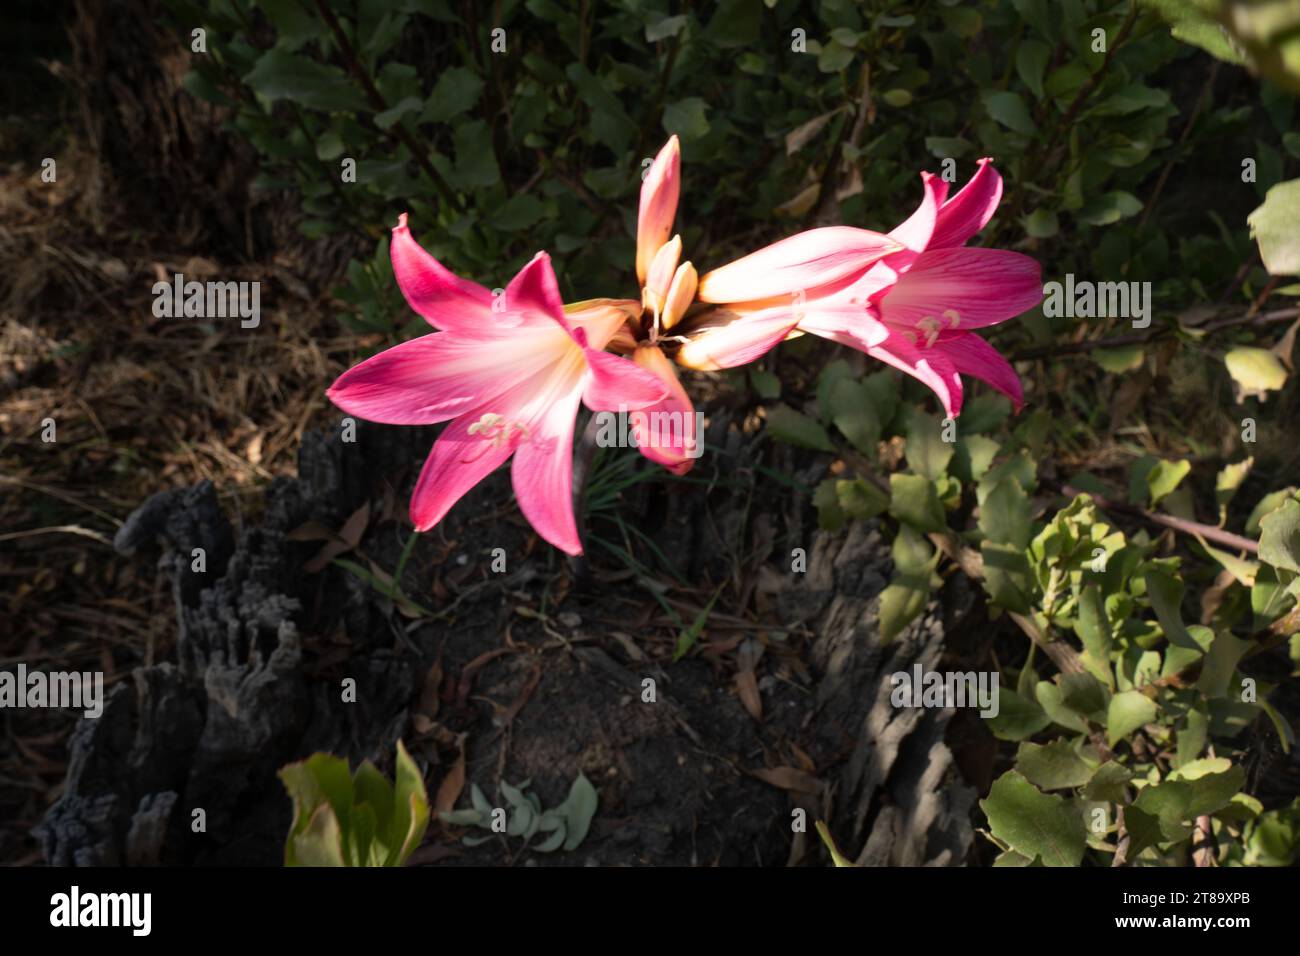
[569,412,603,582]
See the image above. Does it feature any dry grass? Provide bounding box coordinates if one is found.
[0,140,357,863]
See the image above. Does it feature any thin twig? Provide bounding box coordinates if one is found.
[1135,61,1220,235]
[1009,306,1300,361]
[0,525,115,546]
[569,413,604,583]
[313,0,461,209]
[1060,483,1259,554]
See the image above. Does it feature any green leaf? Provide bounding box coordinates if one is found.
[1146,458,1191,507]
[1225,347,1289,397]
[904,411,955,480]
[375,95,423,130]
[1145,568,1202,650]
[291,804,348,866]
[566,63,637,154]
[1249,177,1300,275]
[836,479,889,520]
[979,478,1032,549]
[818,42,856,73]
[1036,680,1088,733]
[1015,740,1095,790]
[533,817,568,852]
[815,821,855,867]
[1075,585,1113,686]
[559,773,599,850]
[662,97,711,141]
[829,378,882,454]
[1016,38,1052,99]
[749,367,781,399]
[1024,208,1059,238]
[277,742,425,867]
[925,136,973,158]
[1244,800,1300,865]
[943,5,983,39]
[450,120,500,188]
[879,576,930,643]
[1139,0,1245,66]
[892,523,935,575]
[423,66,484,123]
[487,194,545,231]
[981,541,1035,614]
[1215,458,1253,518]
[879,526,936,642]
[1077,191,1143,226]
[889,474,946,534]
[1107,690,1157,748]
[1060,671,1108,720]
[645,14,688,42]
[813,479,845,531]
[1177,706,1210,768]
[315,130,345,161]
[980,771,1086,867]
[981,90,1036,135]
[244,49,368,112]
[1259,499,1300,572]
[953,435,1001,486]
[1083,762,1133,802]
[1196,630,1253,699]
[259,0,331,45]
[704,0,761,48]
[1128,767,1247,855]
[766,403,834,452]
[816,359,855,420]
[182,68,233,106]
[1247,488,1299,537]
[352,761,396,860]
[1094,345,1144,374]
[350,803,379,866]
[389,739,430,865]
[439,808,485,826]
[674,584,723,660]
[986,687,1053,741]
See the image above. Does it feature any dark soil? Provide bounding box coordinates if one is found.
[30,412,979,867]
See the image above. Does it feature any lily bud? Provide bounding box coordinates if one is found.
[643,234,682,314]
[636,136,681,284]
[660,261,698,331]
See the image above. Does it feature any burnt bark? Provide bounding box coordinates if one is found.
[783,521,978,866]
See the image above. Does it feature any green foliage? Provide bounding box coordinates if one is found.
[173,0,1300,867]
[439,774,599,853]
[278,739,430,867]
[791,345,1300,864]
[1142,0,1300,93]
[1249,178,1300,275]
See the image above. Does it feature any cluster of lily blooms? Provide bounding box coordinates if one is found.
[328,137,1043,555]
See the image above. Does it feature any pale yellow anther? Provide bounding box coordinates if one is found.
[468,413,530,448]
[917,316,942,349]
[468,413,504,436]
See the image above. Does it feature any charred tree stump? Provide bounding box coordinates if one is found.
[782,521,978,866]
[36,423,430,865]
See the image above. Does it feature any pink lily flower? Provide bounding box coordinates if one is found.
[681,160,1041,418]
[327,215,668,555]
